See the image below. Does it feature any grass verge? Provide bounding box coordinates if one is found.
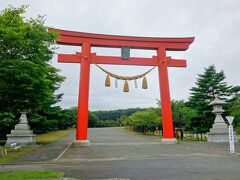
[35,129,73,145]
[0,148,35,164]
[0,129,74,163]
[0,170,63,180]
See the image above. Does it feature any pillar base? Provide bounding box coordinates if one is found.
[161,138,177,144]
[73,140,90,146]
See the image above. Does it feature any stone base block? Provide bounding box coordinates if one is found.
[207,132,229,142]
[161,138,177,144]
[11,130,33,134]
[15,124,30,130]
[5,135,36,147]
[73,140,90,146]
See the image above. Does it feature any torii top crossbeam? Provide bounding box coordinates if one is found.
[52,28,193,49]
[50,28,194,144]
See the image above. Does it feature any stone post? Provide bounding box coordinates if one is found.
[226,116,235,153]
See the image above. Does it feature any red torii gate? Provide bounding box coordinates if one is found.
[50,28,194,145]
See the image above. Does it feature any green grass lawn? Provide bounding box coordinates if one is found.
[0,148,35,164]
[35,129,73,145]
[0,170,63,180]
[0,129,74,163]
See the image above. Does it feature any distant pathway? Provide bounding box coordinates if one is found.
[58,128,240,163]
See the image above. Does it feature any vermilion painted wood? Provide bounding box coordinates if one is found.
[157,48,175,138]
[52,28,194,141]
[76,43,91,140]
[57,36,191,50]
[167,59,187,67]
[58,54,158,66]
[58,54,186,67]
[50,28,194,51]
[91,54,158,66]
[58,54,81,63]
[50,28,193,43]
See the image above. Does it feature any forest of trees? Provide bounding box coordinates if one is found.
[0,6,240,140]
[88,108,147,128]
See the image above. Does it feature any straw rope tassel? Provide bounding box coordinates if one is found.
[142,77,148,89]
[123,81,129,92]
[105,74,111,87]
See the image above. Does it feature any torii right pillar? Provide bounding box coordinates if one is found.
[158,47,176,144]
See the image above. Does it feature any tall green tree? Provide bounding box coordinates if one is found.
[171,100,185,128]
[0,5,67,137]
[0,5,64,113]
[226,88,240,133]
[171,100,198,131]
[187,65,233,132]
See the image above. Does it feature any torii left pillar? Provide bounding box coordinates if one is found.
[74,43,91,146]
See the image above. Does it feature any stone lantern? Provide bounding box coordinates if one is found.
[5,112,36,147]
[207,97,228,142]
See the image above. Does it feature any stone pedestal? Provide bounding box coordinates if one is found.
[207,98,228,142]
[5,112,36,147]
[161,138,177,144]
[207,120,229,142]
[73,140,90,146]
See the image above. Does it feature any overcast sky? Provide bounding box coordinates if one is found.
[1,0,239,110]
